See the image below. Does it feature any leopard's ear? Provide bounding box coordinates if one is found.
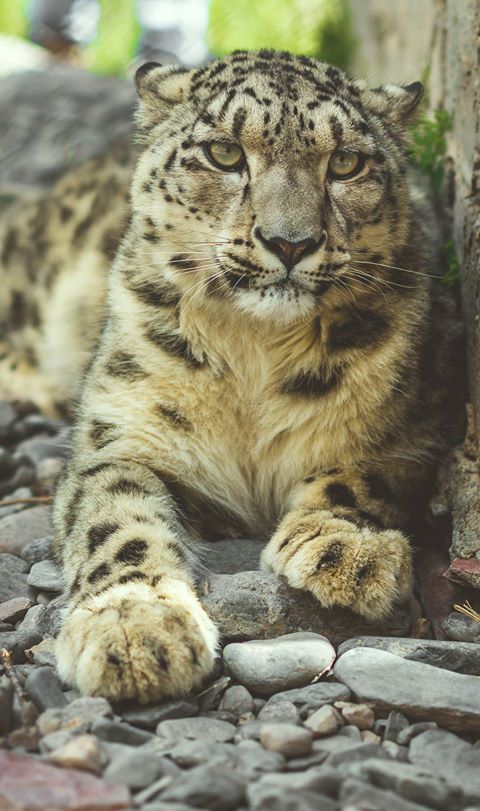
[134,62,192,130]
[363,81,424,125]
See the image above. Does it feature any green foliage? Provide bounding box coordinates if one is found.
[85,0,140,75]
[208,0,354,68]
[410,108,453,192]
[441,240,461,287]
[0,0,29,38]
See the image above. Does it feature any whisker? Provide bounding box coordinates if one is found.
[351,258,441,279]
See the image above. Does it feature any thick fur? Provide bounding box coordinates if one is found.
[0,51,459,702]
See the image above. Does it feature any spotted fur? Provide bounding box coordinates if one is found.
[0,51,460,702]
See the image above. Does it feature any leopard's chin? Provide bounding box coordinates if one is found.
[233,282,318,322]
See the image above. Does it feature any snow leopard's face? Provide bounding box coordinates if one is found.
[132,51,422,321]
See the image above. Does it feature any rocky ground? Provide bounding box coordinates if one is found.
[2,400,480,811]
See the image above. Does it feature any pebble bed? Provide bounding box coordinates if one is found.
[2,402,480,811]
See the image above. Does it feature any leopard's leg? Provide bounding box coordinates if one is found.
[261,467,417,620]
[54,459,217,703]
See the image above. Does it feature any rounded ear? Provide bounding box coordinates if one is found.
[363,81,424,125]
[135,62,192,131]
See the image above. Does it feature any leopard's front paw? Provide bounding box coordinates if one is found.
[56,580,218,703]
[262,511,412,620]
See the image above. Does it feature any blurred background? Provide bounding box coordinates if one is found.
[0,0,353,76]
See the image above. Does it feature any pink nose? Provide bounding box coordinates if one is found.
[256,230,320,270]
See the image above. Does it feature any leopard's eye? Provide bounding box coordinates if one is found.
[205,141,245,171]
[328,151,363,179]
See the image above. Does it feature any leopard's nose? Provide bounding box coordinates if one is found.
[255,228,321,271]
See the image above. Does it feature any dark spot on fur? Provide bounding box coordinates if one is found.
[89,420,118,450]
[107,478,150,497]
[105,351,149,380]
[88,522,120,553]
[281,366,343,397]
[64,486,84,535]
[316,541,343,569]
[156,404,193,431]
[145,324,204,368]
[118,571,148,584]
[364,472,395,503]
[328,309,389,352]
[80,462,115,478]
[87,562,111,583]
[325,482,357,508]
[115,539,148,566]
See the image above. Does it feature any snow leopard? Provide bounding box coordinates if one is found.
[0,51,460,702]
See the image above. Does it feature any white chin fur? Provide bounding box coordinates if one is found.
[234,286,317,322]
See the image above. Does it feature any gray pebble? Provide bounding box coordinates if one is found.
[0,596,32,624]
[397,721,438,746]
[24,666,67,711]
[21,536,54,565]
[119,695,198,730]
[0,553,31,602]
[156,716,236,743]
[223,632,335,697]
[160,764,247,810]
[265,682,351,718]
[0,506,53,557]
[340,776,433,810]
[409,728,480,804]
[91,717,153,746]
[327,741,391,767]
[104,747,179,789]
[219,685,255,717]
[260,723,313,758]
[338,636,480,675]
[248,782,337,811]
[258,699,299,725]
[349,757,463,810]
[27,559,64,592]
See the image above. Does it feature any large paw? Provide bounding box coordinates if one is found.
[262,511,412,620]
[56,579,218,703]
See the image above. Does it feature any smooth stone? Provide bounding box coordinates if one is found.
[248,783,337,811]
[443,611,480,643]
[260,723,313,758]
[104,747,177,790]
[219,685,255,717]
[0,596,33,624]
[33,598,63,637]
[119,695,198,730]
[327,741,391,767]
[21,535,53,565]
[0,488,32,520]
[24,666,67,711]
[361,730,382,744]
[27,559,64,592]
[160,764,247,810]
[349,757,463,810]
[397,722,438,746]
[383,741,410,761]
[223,632,335,697]
[0,506,53,556]
[201,570,410,643]
[258,699,299,725]
[409,729,480,804]
[91,717,153,746]
[37,696,112,735]
[251,765,341,795]
[48,734,107,774]
[338,636,480,675]
[304,704,341,737]
[0,750,130,810]
[156,716,236,743]
[263,682,351,718]
[334,647,480,733]
[0,553,31,602]
[28,637,57,667]
[340,777,435,810]
[337,701,375,730]
[197,676,231,711]
[0,628,42,663]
